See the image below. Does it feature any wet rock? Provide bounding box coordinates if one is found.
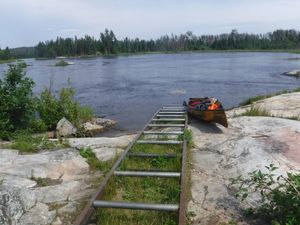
[56,117,77,137]
[282,69,300,77]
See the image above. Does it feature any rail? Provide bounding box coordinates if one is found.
[74,104,188,225]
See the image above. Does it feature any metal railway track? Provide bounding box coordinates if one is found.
[74,105,188,225]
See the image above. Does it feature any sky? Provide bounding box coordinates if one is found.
[1,0,300,48]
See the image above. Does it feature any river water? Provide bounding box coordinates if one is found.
[1,52,300,132]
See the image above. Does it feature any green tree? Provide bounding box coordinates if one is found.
[0,64,36,139]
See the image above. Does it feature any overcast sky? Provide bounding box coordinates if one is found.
[1,0,300,48]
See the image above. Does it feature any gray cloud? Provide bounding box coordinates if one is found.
[1,0,300,47]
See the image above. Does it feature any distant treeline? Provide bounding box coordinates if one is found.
[2,29,300,59]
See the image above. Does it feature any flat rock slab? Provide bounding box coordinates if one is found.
[188,116,300,224]
[228,92,300,119]
[68,135,135,149]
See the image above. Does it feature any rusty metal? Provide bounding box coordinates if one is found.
[73,107,162,225]
[178,114,188,225]
[74,105,188,225]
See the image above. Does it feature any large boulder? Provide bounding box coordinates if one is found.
[56,117,77,137]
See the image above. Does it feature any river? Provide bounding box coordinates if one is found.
[1,52,300,132]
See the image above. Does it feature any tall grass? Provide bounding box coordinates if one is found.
[239,87,300,106]
[240,106,270,117]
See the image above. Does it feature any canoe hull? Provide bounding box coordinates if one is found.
[185,98,228,128]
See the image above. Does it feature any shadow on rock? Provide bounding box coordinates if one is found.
[190,118,223,134]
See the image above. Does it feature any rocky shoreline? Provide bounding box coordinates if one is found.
[188,92,300,225]
[0,92,299,225]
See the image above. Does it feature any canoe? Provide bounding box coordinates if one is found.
[183,97,228,128]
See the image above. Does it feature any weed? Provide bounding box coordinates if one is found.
[10,131,58,152]
[230,163,300,225]
[239,87,300,106]
[79,148,117,172]
[240,106,270,117]
[178,129,193,147]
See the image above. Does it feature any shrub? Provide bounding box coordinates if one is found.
[0,63,36,139]
[38,87,94,130]
[230,164,300,225]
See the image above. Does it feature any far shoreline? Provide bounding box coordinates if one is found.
[33,49,300,61]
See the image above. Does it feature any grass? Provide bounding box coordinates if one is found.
[239,87,300,106]
[79,147,117,172]
[10,132,62,152]
[30,176,62,187]
[240,106,271,117]
[120,156,181,171]
[96,176,180,225]
[94,140,185,224]
[55,60,69,66]
[130,143,181,154]
[91,126,193,225]
[178,129,193,147]
[96,209,178,225]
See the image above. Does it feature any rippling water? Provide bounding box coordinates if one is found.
[1,52,300,131]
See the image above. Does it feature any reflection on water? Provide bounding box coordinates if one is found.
[1,52,300,131]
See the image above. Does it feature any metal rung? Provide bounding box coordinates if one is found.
[114,171,181,177]
[158,112,185,114]
[148,124,185,127]
[152,118,185,122]
[143,131,183,135]
[162,108,185,110]
[160,110,185,112]
[163,104,183,107]
[137,140,182,144]
[93,201,179,211]
[156,114,184,117]
[127,153,178,158]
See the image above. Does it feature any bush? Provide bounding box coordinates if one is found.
[38,87,94,130]
[230,164,300,225]
[0,63,36,139]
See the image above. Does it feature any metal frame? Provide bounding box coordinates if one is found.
[74,105,188,225]
[93,201,179,211]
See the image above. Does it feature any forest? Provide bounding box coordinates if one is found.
[1,29,300,59]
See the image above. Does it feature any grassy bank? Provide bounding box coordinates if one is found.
[240,87,300,106]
